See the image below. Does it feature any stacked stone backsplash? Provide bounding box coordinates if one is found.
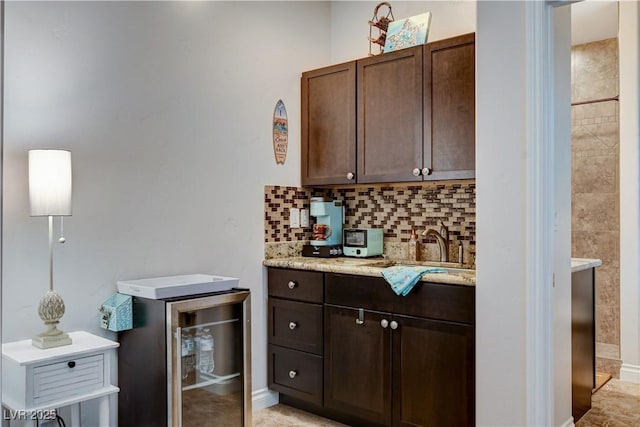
[264,182,476,266]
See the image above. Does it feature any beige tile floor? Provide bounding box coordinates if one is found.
[253,404,346,427]
[576,379,640,427]
[255,379,640,427]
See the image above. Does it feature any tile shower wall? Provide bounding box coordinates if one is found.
[571,38,620,377]
[264,182,476,264]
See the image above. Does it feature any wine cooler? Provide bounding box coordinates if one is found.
[117,289,251,427]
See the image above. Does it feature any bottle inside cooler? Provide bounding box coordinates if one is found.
[198,328,214,374]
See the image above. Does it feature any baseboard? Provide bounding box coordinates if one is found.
[558,416,575,427]
[252,387,279,411]
[620,363,640,384]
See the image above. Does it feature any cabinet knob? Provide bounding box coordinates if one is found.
[390,321,398,330]
[346,172,355,180]
[289,322,298,330]
[412,168,421,177]
[287,281,297,290]
[289,370,297,379]
[380,319,389,329]
[422,167,431,176]
[67,361,76,368]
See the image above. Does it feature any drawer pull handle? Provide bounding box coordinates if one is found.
[67,361,76,368]
[289,322,298,330]
[287,281,297,290]
[289,370,297,379]
[390,321,399,330]
[355,308,365,325]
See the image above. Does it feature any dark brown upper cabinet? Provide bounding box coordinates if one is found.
[424,33,476,181]
[301,61,356,186]
[301,33,475,186]
[357,46,424,183]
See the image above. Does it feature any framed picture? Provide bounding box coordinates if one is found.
[383,12,432,53]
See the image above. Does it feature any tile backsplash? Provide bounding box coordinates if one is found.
[265,182,476,264]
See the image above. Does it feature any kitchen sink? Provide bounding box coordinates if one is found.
[362,259,475,274]
[330,258,376,266]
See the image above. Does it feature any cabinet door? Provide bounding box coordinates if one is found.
[392,314,475,427]
[571,268,595,421]
[324,305,392,426]
[357,46,423,183]
[301,62,356,186]
[424,33,475,180]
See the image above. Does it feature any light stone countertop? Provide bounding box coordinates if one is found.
[264,256,603,287]
[571,258,602,273]
[263,256,476,286]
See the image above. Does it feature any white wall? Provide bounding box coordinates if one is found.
[2,0,331,420]
[571,0,618,45]
[329,0,475,63]
[476,2,529,422]
[553,6,573,425]
[619,0,640,383]
[476,1,573,425]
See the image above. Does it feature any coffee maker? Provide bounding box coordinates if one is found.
[302,197,344,257]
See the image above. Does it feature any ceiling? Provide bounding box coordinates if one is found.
[572,0,619,45]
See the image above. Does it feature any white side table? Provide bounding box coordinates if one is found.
[2,331,119,426]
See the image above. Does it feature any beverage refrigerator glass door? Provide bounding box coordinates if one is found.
[167,291,251,427]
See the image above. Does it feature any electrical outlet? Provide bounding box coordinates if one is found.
[300,209,309,227]
[289,208,300,228]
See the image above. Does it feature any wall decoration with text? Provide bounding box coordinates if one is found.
[273,99,288,165]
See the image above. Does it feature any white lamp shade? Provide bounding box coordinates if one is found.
[28,149,73,216]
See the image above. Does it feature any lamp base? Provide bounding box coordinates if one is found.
[32,290,72,349]
[32,331,72,349]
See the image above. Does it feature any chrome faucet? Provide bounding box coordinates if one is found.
[422,220,449,262]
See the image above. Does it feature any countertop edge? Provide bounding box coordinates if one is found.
[264,257,603,285]
[571,258,602,273]
[263,258,476,287]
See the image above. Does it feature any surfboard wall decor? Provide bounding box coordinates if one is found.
[273,99,288,165]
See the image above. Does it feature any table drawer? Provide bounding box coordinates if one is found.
[33,353,104,405]
[268,268,323,303]
[268,345,322,406]
[269,299,323,355]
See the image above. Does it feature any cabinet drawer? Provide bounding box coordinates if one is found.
[268,268,323,303]
[268,345,322,406]
[269,299,323,355]
[326,273,475,325]
[33,353,104,405]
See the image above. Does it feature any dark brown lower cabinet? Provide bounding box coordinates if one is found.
[324,305,392,426]
[324,305,474,427]
[571,267,596,422]
[268,268,475,427]
[393,314,474,427]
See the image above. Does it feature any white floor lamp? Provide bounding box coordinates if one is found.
[29,149,73,349]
